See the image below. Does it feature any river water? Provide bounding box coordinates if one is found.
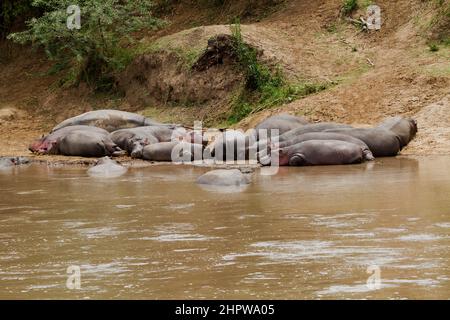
[0,156,449,299]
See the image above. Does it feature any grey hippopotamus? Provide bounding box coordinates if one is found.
[51,109,169,133]
[206,130,256,161]
[376,116,417,148]
[196,169,251,186]
[278,123,354,142]
[255,113,309,138]
[273,140,364,166]
[29,125,111,154]
[57,131,123,157]
[142,141,204,162]
[324,128,402,157]
[87,157,127,178]
[0,157,30,170]
[258,132,375,164]
[110,126,206,158]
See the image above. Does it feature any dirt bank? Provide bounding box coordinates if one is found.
[0,0,448,159]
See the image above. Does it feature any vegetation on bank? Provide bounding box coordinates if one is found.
[227,22,330,124]
[7,0,163,91]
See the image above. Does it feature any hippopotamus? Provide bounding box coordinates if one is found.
[324,128,402,157]
[258,132,375,165]
[206,130,256,162]
[57,131,123,157]
[110,126,206,158]
[376,116,417,148]
[29,125,111,154]
[142,141,204,162]
[51,109,171,133]
[87,157,127,178]
[196,169,251,186]
[278,123,354,142]
[273,140,364,166]
[0,157,30,170]
[255,113,309,139]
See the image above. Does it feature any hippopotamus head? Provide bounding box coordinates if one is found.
[277,148,306,166]
[409,118,418,138]
[28,138,57,154]
[130,140,144,158]
[183,131,208,146]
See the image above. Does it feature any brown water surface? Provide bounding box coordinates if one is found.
[0,156,449,299]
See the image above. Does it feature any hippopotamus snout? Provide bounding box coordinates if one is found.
[29,138,55,154]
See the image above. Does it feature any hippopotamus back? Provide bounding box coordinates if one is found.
[325,127,402,157]
[279,123,353,142]
[256,113,309,138]
[57,131,120,157]
[51,110,164,133]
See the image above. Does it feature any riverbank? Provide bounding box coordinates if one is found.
[1,0,449,161]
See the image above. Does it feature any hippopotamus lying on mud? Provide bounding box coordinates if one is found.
[51,109,170,133]
[206,130,256,162]
[258,132,375,165]
[110,126,206,159]
[29,125,123,157]
[255,113,309,138]
[273,140,365,166]
[324,128,403,157]
[142,141,204,162]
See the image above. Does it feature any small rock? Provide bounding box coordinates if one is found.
[0,108,24,121]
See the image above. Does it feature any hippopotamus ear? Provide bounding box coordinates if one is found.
[289,153,305,166]
[412,119,418,132]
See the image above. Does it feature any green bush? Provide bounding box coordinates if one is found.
[428,43,440,51]
[0,0,34,38]
[227,22,330,123]
[342,0,358,15]
[8,0,163,91]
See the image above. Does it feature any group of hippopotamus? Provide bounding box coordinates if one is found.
[27,109,417,168]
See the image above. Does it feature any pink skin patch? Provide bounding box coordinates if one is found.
[28,139,55,154]
[278,150,290,166]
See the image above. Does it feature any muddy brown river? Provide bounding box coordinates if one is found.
[0,156,449,299]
